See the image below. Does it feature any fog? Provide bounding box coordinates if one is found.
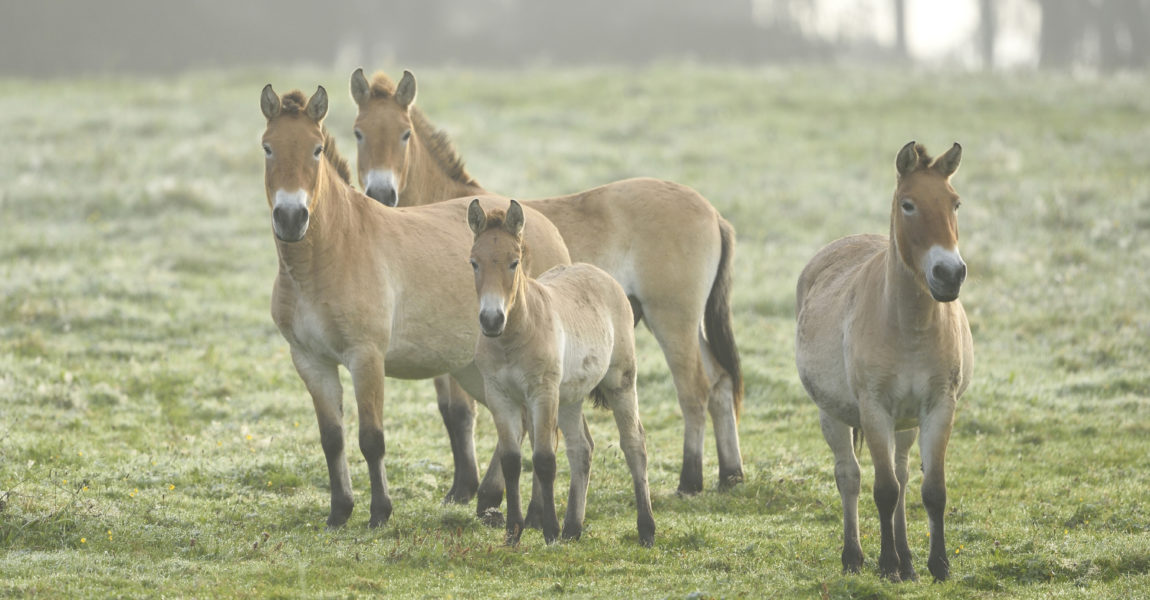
[2,0,1146,76]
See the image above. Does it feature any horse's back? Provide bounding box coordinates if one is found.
[537,263,636,395]
[527,178,721,299]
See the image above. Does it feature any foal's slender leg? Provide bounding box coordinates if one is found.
[861,400,902,581]
[530,388,561,544]
[348,348,392,528]
[609,382,655,547]
[919,398,957,582]
[558,402,592,541]
[435,376,479,505]
[292,349,353,528]
[819,410,862,573]
[894,428,919,581]
[488,396,525,545]
[699,331,744,488]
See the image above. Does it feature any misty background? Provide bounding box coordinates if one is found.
[2,0,1148,76]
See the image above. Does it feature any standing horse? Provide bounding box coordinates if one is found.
[795,141,972,582]
[468,199,655,547]
[259,84,570,528]
[349,69,743,511]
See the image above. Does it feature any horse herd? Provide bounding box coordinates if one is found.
[258,69,972,583]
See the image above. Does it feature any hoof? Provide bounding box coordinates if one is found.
[638,515,655,548]
[718,469,744,490]
[524,500,544,530]
[326,503,353,529]
[900,566,920,582]
[368,498,392,528]
[928,554,950,582]
[505,521,523,547]
[442,484,477,505]
[479,507,504,528]
[841,545,864,574]
[561,520,583,542]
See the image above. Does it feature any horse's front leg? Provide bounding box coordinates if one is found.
[920,397,957,582]
[434,376,479,505]
[348,348,392,527]
[529,386,561,544]
[861,396,902,582]
[292,349,353,528]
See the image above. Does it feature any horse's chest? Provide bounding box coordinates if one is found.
[281,298,345,359]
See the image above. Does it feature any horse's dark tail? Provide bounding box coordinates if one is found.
[589,386,609,410]
[704,217,743,419]
[853,428,864,454]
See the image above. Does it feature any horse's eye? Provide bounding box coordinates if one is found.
[954,201,962,212]
[470,259,478,272]
[313,145,324,159]
[509,260,519,271]
[263,143,272,158]
[354,129,364,143]
[401,129,412,143]
[901,200,916,214]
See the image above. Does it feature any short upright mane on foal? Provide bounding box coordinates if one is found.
[903,143,935,173]
[279,90,352,185]
[367,73,479,188]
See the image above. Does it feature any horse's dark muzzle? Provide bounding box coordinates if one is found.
[272,205,309,242]
[928,262,966,302]
[366,184,398,207]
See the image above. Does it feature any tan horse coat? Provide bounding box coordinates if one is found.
[468,200,654,547]
[259,84,569,528]
[350,69,742,508]
[795,142,972,582]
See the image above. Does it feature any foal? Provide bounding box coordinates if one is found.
[468,199,655,547]
[795,142,973,582]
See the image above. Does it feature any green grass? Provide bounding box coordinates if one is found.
[2,64,1149,598]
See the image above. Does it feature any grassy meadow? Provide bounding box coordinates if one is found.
[1,64,1148,598]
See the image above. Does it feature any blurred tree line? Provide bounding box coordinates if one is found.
[1,0,1146,75]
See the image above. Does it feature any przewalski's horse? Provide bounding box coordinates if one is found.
[795,142,973,582]
[468,199,655,547]
[259,84,570,528]
[349,69,743,509]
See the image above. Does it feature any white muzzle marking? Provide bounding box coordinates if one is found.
[922,244,967,302]
[364,169,399,207]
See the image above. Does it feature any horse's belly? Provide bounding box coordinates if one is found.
[384,336,474,380]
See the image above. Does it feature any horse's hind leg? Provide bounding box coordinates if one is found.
[608,380,655,547]
[435,376,479,505]
[699,330,744,488]
[819,410,862,573]
[894,428,919,581]
[643,308,710,494]
[558,402,592,541]
[293,349,353,528]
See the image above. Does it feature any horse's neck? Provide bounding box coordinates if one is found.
[499,276,547,348]
[408,137,486,206]
[275,165,353,290]
[883,234,941,332]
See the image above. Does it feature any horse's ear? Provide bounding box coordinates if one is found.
[306,86,329,122]
[467,199,486,235]
[931,142,962,178]
[395,70,417,109]
[895,140,919,178]
[350,68,371,107]
[261,84,281,120]
[505,199,525,237]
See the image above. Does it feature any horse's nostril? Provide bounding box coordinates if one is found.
[957,262,967,283]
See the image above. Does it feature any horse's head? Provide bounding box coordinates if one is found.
[260,84,329,242]
[468,199,527,337]
[350,68,417,207]
[892,141,966,302]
